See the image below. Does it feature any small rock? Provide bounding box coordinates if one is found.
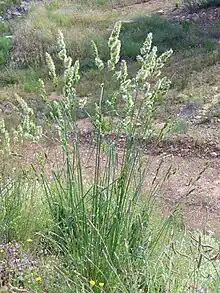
[208,15,215,21]
[186,14,192,20]
[215,145,220,151]
[181,15,186,21]
[178,101,199,118]
[5,12,12,20]
[156,10,164,15]
[206,230,215,236]
[11,10,22,17]
[76,108,88,119]
[37,112,45,125]
[191,13,199,22]
[201,12,207,18]
[210,152,218,158]
[121,19,137,24]
[172,15,181,22]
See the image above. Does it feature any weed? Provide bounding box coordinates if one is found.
[204,39,217,52]
[0,37,12,66]
[0,22,10,35]
[180,19,191,33]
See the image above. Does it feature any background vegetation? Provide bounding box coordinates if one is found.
[0,0,219,120]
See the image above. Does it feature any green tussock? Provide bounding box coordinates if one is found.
[0,21,219,292]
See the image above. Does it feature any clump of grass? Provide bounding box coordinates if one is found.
[11,20,50,67]
[120,15,188,59]
[204,39,217,52]
[0,22,10,35]
[33,24,219,291]
[0,36,12,66]
[0,19,220,293]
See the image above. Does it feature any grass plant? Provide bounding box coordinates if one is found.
[0,21,219,292]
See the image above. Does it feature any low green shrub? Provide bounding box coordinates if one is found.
[0,22,10,35]
[118,15,202,60]
[0,36,12,66]
[204,39,217,52]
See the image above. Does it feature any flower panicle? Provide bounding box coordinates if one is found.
[91,40,104,70]
[57,30,72,69]
[140,32,153,56]
[108,21,122,71]
[45,52,58,87]
[57,30,67,61]
[39,79,47,101]
[0,118,6,134]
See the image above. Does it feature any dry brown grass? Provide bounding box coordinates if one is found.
[11,20,49,67]
[11,2,116,67]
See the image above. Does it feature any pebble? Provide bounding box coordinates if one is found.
[173,15,181,22]
[210,152,218,158]
[215,145,220,151]
[156,10,164,15]
[11,10,22,17]
[181,15,186,21]
[191,13,199,22]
